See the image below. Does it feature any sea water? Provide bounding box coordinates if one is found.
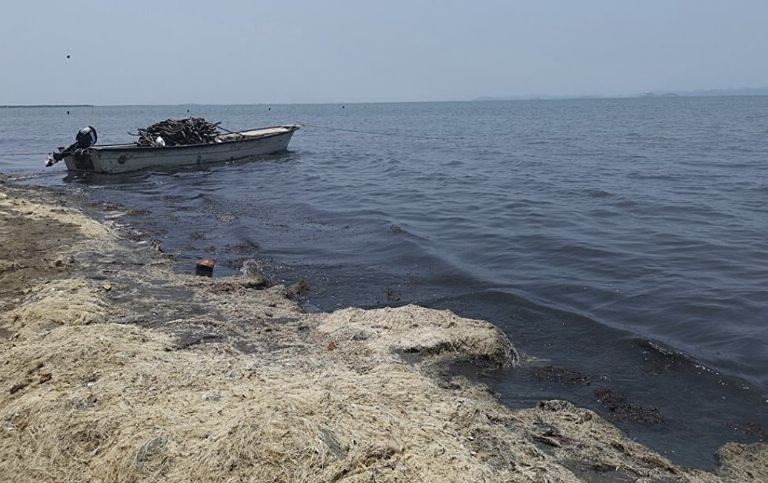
[2,97,767,467]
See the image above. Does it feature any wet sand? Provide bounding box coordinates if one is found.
[1,178,766,481]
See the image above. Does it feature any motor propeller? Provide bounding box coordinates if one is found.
[46,126,97,167]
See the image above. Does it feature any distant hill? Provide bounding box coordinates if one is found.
[640,92,681,97]
[641,88,768,97]
[474,88,768,102]
[473,95,601,102]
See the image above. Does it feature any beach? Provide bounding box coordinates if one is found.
[1,178,766,481]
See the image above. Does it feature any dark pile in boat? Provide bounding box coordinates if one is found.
[131,118,221,147]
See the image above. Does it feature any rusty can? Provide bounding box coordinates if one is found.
[195,258,215,277]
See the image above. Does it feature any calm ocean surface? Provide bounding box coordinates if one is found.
[2,97,767,467]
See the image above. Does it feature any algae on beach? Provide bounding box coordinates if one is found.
[0,183,766,482]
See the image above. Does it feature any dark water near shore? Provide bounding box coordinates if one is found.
[2,98,767,468]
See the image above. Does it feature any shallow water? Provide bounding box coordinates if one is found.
[3,97,767,467]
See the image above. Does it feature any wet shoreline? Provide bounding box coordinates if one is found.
[3,179,768,480]
[39,175,768,470]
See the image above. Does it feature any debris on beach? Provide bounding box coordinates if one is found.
[195,258,215,277]
[594,387,664,424]
[285,279,310,299]
[241,272,268,289]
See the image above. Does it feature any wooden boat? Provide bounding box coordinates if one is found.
[61,124,300,174]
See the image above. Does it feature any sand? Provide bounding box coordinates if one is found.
[1,181,766,482]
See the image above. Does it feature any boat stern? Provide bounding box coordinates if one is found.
[63,149,99,172]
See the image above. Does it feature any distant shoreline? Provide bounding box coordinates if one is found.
[0,105,93,108]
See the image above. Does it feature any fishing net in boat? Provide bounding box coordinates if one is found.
[130,118,221,147]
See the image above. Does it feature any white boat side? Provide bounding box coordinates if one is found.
[64,124,300,174]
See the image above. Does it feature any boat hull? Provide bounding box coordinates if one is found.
[64,125,298,174]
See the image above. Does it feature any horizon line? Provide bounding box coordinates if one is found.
[3,90,768,108]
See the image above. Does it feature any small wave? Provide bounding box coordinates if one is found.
[626,172,679,181]
[637,339,709,372]
[585,188,614,198]
[558,243,620,260]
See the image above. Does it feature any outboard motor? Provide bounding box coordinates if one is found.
[46,126,98,166]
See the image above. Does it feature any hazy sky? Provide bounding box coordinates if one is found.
[2,0,766,105]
